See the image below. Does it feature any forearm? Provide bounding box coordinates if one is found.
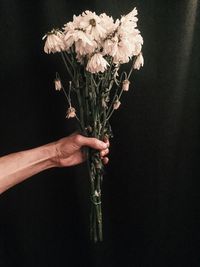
[0,142,58,194]
[0,134,109,194]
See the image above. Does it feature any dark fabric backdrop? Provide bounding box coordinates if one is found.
[0,0,199,266]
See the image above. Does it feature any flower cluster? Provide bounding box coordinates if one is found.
[43,8,144,243]
[43,8,144,73]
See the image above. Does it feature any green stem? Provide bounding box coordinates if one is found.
[60,52,74,81]
[76,89,85,133]
[106,87,124,121]
[63,51,75,71]
[61,87,71,105]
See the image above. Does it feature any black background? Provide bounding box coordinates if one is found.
[0,0,200,266]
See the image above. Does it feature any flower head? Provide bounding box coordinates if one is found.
[74,38,97,56]
[112,38,134,64]
[99,13,117,36]
[63,10,109,52]
[119,8,138,34]
[66,107,76,118]
[80,10,107,41]
[86,53,109,73]
[64,24,97,56]
[102,8,143,63]
[43,29,65,54]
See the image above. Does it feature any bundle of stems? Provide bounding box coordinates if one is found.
[59,51,134,242]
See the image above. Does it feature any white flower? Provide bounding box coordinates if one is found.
[75,38,97,56]
[64,11,108,45]
[105,7,143,62]
[127,31,143,56]
[64,26,97,56]
[79,10,107,41]
[119,8,138,34]
[54,78,62,91]
[65,29,93,46]
[133,53,144,70]
[103,36,132,64]
[86,53,109,73]
[43,29,65,54]
[102,8,143,63]
[99,13,118,36]
[112,38,133,64]
[66,107,76,118]
[103,36,118,56]
[122,79,130,91]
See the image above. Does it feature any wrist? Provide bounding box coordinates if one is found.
[48,141,62,168]
[38,141,60,168]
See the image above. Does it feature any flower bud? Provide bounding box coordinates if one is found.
[54,78,62,91]
[122,79,130,91]
[113,100,121,110]
[66,107,76,118]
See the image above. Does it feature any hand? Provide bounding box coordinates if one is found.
[54,134,109,167]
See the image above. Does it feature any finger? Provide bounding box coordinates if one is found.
[100,148,109,157]
[102,157,109,165]
[76,135,107,150]
[103,137,110,148]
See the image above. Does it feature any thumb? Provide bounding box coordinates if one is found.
[78,135,107,150]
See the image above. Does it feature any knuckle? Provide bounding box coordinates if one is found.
[93,139,99,147]
[74,134,82,145]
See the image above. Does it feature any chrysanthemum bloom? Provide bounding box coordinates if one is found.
[74,38,97,56]
[107,31,143,64]
[66,107,76,118]
[113,100,121,110]
[103,36,132,64]
[64,24,97,56]
[54,78,62,91]
[99,13,117,36]
[79,10,107,41]
[118,8,138,34]
[43,29,66,54]
[112,38,133,64]
[133,53,144,70]
[63,11,109,54]
[106,7,143,63]
[122,79,130,91]
[86,53,109,73]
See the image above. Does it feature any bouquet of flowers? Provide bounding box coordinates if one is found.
[43,8,144,242]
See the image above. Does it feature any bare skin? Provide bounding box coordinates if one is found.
[0,134,109,194]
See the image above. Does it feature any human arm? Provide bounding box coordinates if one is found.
[0,134,109,194]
